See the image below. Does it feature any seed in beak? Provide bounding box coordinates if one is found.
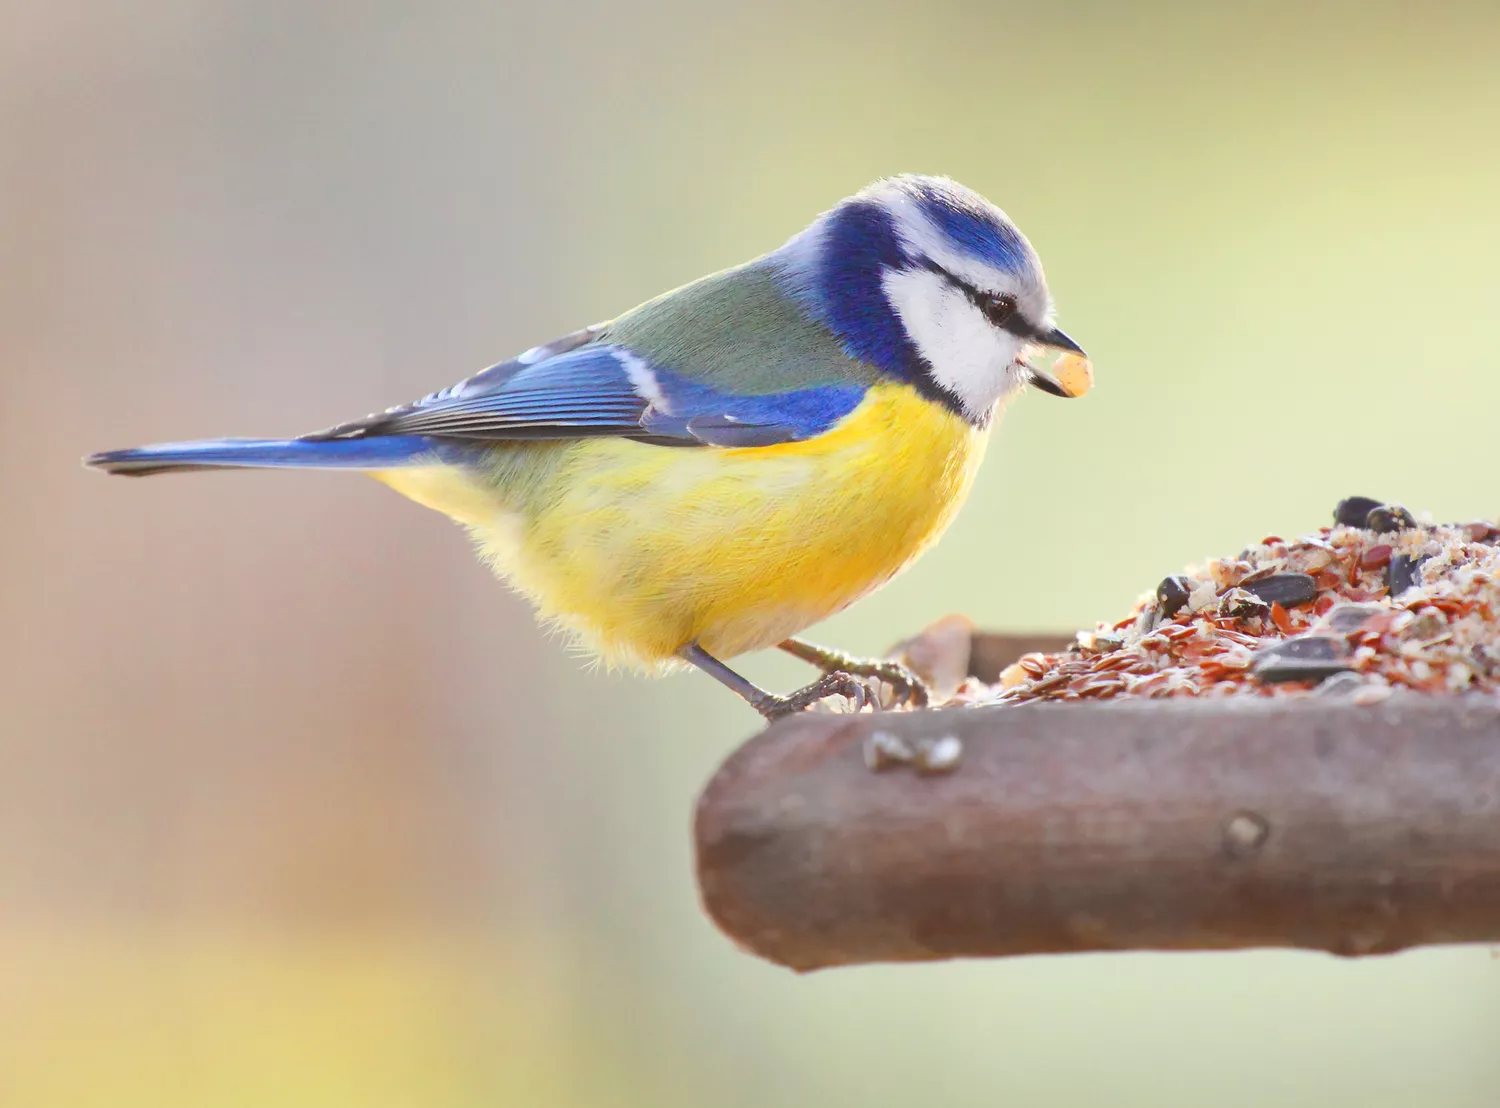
[1040,352,1094,398]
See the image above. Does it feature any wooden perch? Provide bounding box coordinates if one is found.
[693,695,1500,971]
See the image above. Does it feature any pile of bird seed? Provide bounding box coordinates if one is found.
[960,496,1500,707]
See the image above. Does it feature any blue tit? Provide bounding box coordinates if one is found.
[86,174,1089,718]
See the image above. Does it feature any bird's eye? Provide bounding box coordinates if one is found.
[979,292,1019,328]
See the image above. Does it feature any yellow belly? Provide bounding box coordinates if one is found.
[373,382,989,671]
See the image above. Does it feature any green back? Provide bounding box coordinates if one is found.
[603,255,882,395]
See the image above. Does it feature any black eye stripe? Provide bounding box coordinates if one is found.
[915,259,1035,338]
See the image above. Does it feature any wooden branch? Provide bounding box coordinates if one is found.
[693,696,1500,971]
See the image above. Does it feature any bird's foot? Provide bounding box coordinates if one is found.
[778,640,931,709]
[749,671,872,720]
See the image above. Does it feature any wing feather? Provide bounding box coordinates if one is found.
[301,268,873,449]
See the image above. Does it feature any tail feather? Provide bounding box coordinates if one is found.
[84,436,440,477]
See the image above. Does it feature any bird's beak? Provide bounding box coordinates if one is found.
[1039,326,1086,356]
[1025,326,1090,398]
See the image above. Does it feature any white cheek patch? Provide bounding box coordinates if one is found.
[881,267,1026,419]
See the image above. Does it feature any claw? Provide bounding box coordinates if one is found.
[752,670,871,720]
[777,638,932,709]
[866,660,931,709]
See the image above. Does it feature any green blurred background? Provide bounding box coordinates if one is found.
[4,1,1499,1104]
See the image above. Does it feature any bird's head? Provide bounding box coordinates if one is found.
[777,174,1086,423]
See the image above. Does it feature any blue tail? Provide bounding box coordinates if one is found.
[84,436,441,477]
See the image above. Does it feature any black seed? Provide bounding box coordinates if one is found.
[1367,505,1417,534]
[1334,496,1385,528]
[1255,660,1353,684]
[1385,553,1428,597]
[1252,636,1352,684]
[1321,603,1385,634]
[1243,572,1319,608]
[1314,671,1369,697]
[1156,575,1193,618]
[1259,635,1347,661]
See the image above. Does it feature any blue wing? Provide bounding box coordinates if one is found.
[304,325,869,449]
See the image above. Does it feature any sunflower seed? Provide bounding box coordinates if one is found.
[1386,553,1428,597]
[1320,603,1386,634]
[1334,496,1384,528]
[1252,636,1352,684]
[1243,572,1319,608]
[1156,575,1193,618]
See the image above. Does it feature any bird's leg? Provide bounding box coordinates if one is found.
[678,643,870,721]
[778,637,931,708]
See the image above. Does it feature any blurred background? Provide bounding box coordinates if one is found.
[4,1,1499,1104]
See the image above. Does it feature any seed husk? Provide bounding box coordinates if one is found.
[1218,588,1270,618]
[1367,505,1418,534]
